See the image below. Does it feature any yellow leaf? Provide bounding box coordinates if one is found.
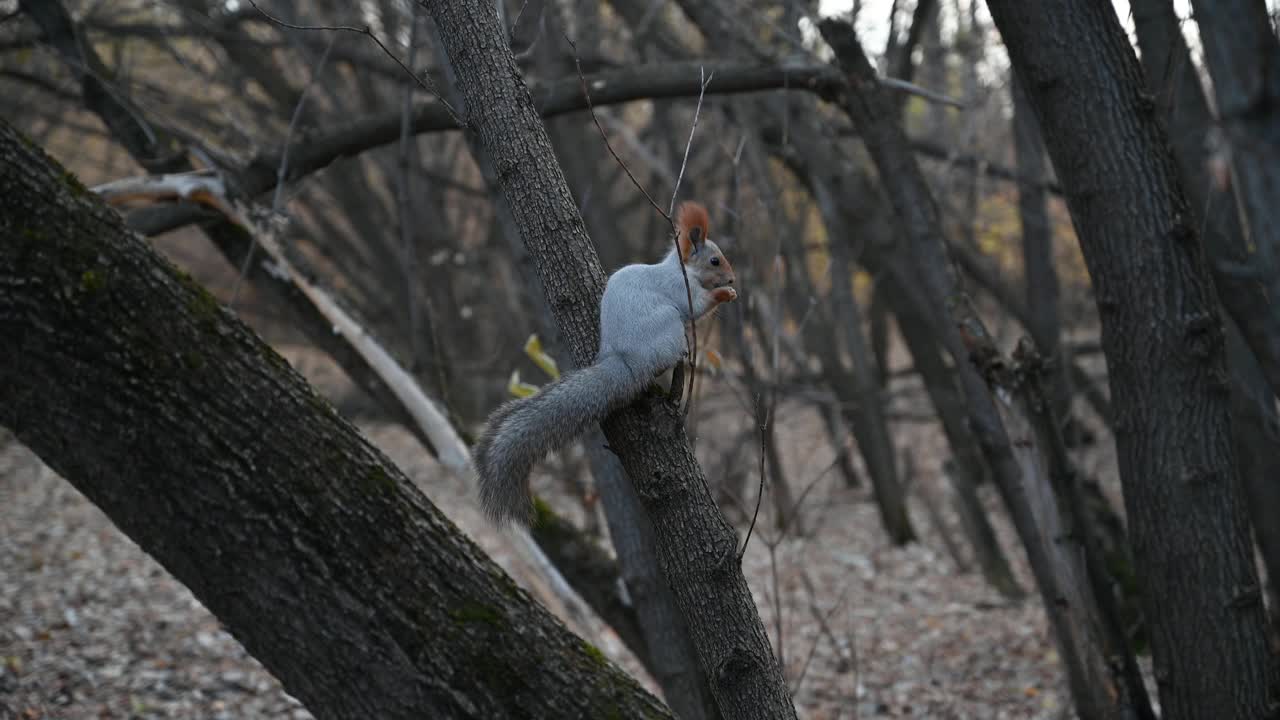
[507,370,539,398]
[523,334,560,379]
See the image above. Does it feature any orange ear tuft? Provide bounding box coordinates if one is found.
[676,201,710,260]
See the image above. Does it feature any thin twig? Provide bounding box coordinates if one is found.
[507,0,532,41]
[795,570,855,692]
[878,75,965,108]
[568,36,706,412]
[399,2,423,369]
[247,0,464,127]
[566,36,667,223]
[668,67,714,217]
[230,32,336,307]
[668,67,714,415]
[768,533,785,672]
[738,394,769,562]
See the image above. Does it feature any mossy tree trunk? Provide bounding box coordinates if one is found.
[0,118,672,720]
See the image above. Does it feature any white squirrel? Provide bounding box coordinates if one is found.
[474,201,738,525]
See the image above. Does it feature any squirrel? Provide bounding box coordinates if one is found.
[474,201,738,526]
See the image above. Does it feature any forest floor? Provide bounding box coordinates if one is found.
[0,333,1140,719]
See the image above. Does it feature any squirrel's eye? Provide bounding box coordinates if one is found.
[711,257,721,266]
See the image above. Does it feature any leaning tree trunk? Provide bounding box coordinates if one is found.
[0,120,671,719]
[817,20,1137,719]
[1011,73,1069,422]
[418,1,797,717]
[983,3,1277,718]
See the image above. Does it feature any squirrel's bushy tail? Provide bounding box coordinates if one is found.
[474,353,646,525]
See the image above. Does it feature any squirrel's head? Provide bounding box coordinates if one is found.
[676,201,736,292]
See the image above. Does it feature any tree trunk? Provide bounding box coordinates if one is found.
[581,430,722,720]
[0,119,671,720]
[417,1,796,717]
[984,2,1277,717]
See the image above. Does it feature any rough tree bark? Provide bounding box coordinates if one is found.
[1132,0,1280,402]
[417,1,797,717]
[0,119,672,720]
[581,432,724,720]
[983,2,1278,718]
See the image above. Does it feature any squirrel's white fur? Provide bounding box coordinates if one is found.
[474,202,736,525]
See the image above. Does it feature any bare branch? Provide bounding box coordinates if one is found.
[230,32,336,307]
[877,75,964,108]
[567,36,669,224]
[246,0,464,127]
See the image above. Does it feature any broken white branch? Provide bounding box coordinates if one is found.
[879,76,965,109]
[93,171,247,224]
[91,173,469,474]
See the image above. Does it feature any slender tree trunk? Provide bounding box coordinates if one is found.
[868,280,892,389]
[766,91,1020,596]
[889,0,939,116]
[1014,346,1156,720]
[818,19,1140,719]
[1011,74,1069,421]
[984,3,1277,717]
[1225,319,1280,626]
[814,179,916,544]
[418,1,796,717]
[0,119,672,720]
[876,272,1024,599]
[582,430,722,720]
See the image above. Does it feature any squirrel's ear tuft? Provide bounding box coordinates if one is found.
[676,201,710,260]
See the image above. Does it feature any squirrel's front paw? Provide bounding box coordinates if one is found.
[712,286,738,304]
